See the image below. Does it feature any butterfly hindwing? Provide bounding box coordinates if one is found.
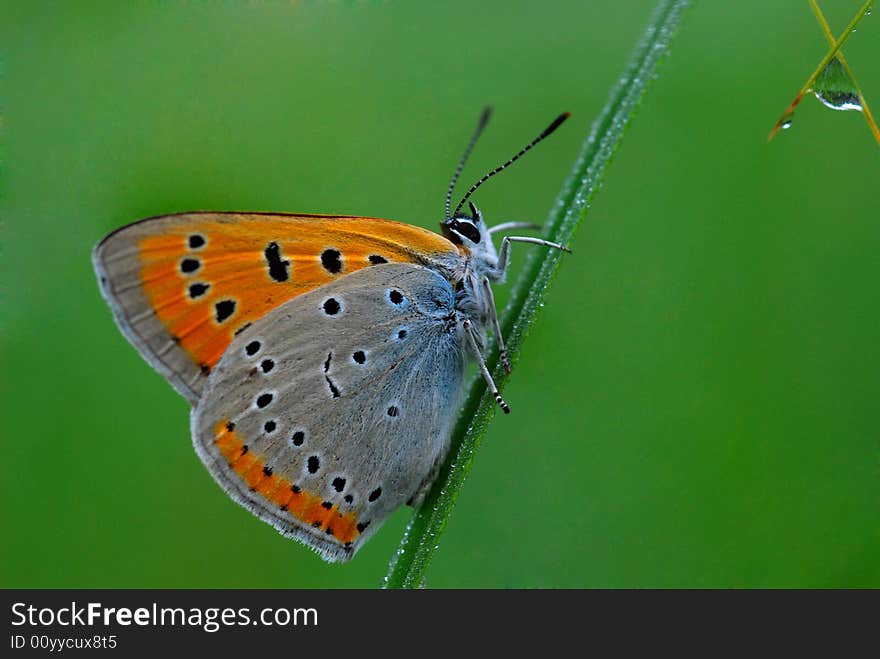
[191,263,468,562]
[93,212,459,403]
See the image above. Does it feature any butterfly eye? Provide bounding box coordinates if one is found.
[454,219,481,244]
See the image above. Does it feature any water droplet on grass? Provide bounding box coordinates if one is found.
[811,57,863,112]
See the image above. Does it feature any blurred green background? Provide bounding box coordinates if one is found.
[2,0,879,588]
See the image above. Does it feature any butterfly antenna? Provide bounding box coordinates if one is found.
[445,106,493,220]
[452,112,570,219]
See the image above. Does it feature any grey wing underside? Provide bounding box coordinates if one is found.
[191,263,468,562]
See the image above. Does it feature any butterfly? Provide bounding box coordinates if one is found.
[92,107,570,562]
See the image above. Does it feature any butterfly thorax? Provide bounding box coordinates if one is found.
[439,209,504,346]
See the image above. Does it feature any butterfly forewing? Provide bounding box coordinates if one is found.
[191,263,468,562]
[93,212,459,403]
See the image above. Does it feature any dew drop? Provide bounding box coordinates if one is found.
[811,58,863,112]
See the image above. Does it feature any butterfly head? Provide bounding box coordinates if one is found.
[441,202,497,261]
[442,109,569,265]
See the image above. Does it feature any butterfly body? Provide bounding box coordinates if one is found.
[93,110,570,562]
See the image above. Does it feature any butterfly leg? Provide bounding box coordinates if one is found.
[481,276,511,374]
[462,318,511,414]
[491,235,571,280]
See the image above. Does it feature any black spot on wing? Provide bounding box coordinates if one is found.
[188,282,210,299]
[215,300,236,323]
[321,248,343,274]
[322,298,341,315]
[180,258,200,274]
[264,242,290,282]
[325,376,341,398]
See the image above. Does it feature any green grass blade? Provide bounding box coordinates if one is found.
[383,0,692,589]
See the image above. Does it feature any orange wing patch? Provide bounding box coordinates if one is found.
[138,214,456,372]
[214,420,360,546]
